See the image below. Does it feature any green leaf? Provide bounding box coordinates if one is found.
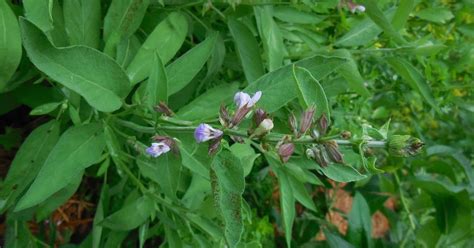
[335,9,395,47]
[273,6,324,24]
[137,154,181,200]
[292,66,330,119]
[347,192,372,247]
[92,185,108,248]
[29,102,62,115]
[103,0,150,56]
[211,150,244,248]
[266,154,295,247]
[138,222,149,248]
[285,160,323,185]
[177,83,239,121]
[254,6,286,71]
[399,43,447,56]
[143,53,167,110]
[286,170,316,211]
[179,145,210,180]
[0,0,22,91]
[415,7,454,24]
[19,18,131,112]
[63,0,101,48]
[319,164,366,183]
[15,123,105,211]
[392,0,416,30]
[229,142,260,177]
[36,171,83,220]
[335,18,380,47]
[23,0,68,46]
[104,231,129,248]
[0,121,60,212]
[182,175,211,210]
[324,229,355,248]
[127,12,188,84]
[166,33,218,96]
[23,0,54,32]
[331,49,370,97]
[244,55,347,113]
[102,195,154,231]
[5,218,37,247]
[116,35,141,68]
[362,0,406,45]
[228,18,265,83]
[386,57,439,112]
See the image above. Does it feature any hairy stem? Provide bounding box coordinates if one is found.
[116,119,388,148]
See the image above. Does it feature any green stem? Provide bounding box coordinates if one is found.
[119,161,146,193]
[116,119,387,148]
[394,172,416,230]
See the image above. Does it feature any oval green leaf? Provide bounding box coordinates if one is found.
[0,0,22,91]
[15,123,105,211]
[318,164,366,183]
[244,55,346,113]
[101,195,154,231]
[127,12,188,84]
[29,102,62,116]
[0,121,60,212]
[63,0,101,48]
[293,66,330,119]
[167,33,218,96]
[19,18,131,112]
[228,18,265,83]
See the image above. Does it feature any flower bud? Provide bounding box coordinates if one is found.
[219,105,231,127]
[307,147,329,167]
[310,129,320,140]
[278,143,295,163]
[388,135,424,157]
[230,107,251,127]
[318,113,328,136]
[299,107,315,137]
[154,101,174,116]
[341,130,352,140]
[252,118,274,137]
[288,113,298,136]
[208,136,222,155]
[253,108,268,126]
[323,140,344,164]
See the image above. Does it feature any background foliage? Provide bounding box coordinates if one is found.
[0,0,473,247]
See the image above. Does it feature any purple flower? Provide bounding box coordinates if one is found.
[146,142,171,157]
[194,124,223,143]
[234,91,262,109]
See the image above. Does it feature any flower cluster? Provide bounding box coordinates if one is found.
[144,90,423,163]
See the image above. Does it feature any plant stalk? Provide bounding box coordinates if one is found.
[116,119,387,148]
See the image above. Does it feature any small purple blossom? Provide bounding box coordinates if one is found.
[234,91,262,109]
[194,124,223,143]
[146,142,171,158]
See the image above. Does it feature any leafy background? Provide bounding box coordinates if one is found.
[0,0,473,247]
